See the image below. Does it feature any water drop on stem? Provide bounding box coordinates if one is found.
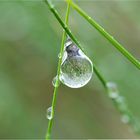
[60,37,93,88]
[52,76,60,87]
[58,53,62,59]
[46,106,53,120]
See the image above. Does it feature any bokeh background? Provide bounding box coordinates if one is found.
[0,0,140,139]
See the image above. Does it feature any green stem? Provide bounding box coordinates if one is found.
[45,0,71,139]
[68,0,140,70]
[44,0,84,53]
[93,64,107,88]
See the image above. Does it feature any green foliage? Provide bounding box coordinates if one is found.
[0,0,140,139]
[45,0,140,139]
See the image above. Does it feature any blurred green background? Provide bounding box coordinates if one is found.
[0,0,140,139]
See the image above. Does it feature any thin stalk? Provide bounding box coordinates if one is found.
[93,64,107,89]
[44,0,84,53]
[45,0,71,139]
[68,0,140,70]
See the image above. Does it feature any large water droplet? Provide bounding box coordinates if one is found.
[52,76,60,87]
[46,106,53,120]
[60,37,93,88]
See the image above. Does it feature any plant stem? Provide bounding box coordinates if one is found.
[45,0,71,139]
[68,0,140,70]
[44,0,84,53]
[93,64,107,89]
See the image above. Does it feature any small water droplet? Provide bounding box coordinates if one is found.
[60,37,93,88]
[121,114,130,124]
[116,96,127,111]
[52,76,60,87]
[116,96,124,103]
[107,82,119,99]
[107,82,118,93]
[109,92,119,99]
[46,106,53,120]
[58,53,62,59]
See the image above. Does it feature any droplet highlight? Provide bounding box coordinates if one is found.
[46,106,53,120]
[60,37,93,88]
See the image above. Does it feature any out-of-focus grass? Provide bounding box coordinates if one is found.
[0,0,140,139]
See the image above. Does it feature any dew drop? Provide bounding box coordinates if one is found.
[116,96,127,111]
[60,37,93,88]
[116,96,125,104]
[46,106,53,120]
[52,76,60,87]
[121,114,130,124]
[106,82,119,99]
[58,53,62,59]
[109,92,119,99]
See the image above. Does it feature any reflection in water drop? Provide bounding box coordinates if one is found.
[46,106,53,120]
[60,37,93,88]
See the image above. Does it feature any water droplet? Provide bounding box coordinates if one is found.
[116,96,127,111]
[46,106,53,120]
[64,25,67,29]
[121,114,130,124]
[132,120,140,132]
[58,53,62,59]
[116,96,124,104]
[60,37,93,88]
[52,76,60,87]
[107,82,118,93]
[106,82,119,99]
[109,92,119,99]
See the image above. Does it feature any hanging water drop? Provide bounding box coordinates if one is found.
[46,106,53,120]
[60,37,93,88]
[52,76,60,87]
